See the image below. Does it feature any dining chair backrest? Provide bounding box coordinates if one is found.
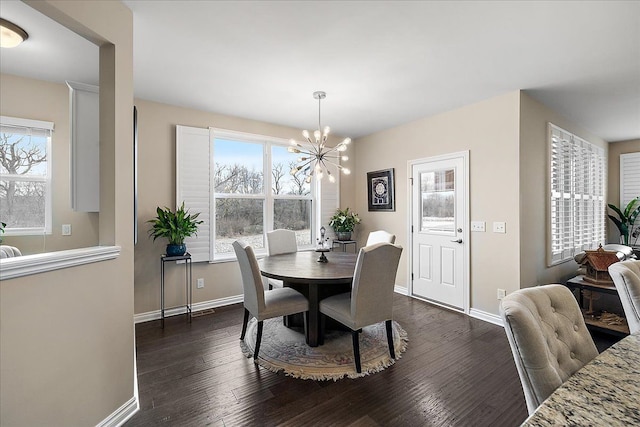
[500,284,598,415]
[609,259,640,334]
[365,230,396,247]
[267,229,298,256]
[0,245,22,258]
[350,242,403,328]
[232,240,265,314]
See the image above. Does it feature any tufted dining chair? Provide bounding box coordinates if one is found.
[233,240,309,361]
[365,230,396,246]
[265,229,298,289]
[319,242,403,373]
[609,260,640,334]
[0,245,22,258]
[500,284,598,415]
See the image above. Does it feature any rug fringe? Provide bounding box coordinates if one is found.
[240,319,409,381]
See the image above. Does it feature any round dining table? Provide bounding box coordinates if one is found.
[258,250,357,347]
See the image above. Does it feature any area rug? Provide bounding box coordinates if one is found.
[240,317,408,380]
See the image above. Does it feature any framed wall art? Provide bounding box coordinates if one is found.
[367,168,395,211]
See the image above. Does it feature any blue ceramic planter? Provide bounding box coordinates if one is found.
[166,244,186,257]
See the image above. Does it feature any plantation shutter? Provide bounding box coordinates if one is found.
[319,165,340,240]
[176,125,212,262]
[620,152,640,207]
[548,123,605,266]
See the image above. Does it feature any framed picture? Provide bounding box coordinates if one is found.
[367,168,395,211]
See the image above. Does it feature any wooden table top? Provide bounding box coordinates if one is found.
[258,251,357,285]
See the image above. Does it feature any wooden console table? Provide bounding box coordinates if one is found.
[564,275,629,337]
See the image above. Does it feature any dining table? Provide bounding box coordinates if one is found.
[521,333,640,426]
[258,250,357,347]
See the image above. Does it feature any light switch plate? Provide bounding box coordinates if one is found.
[471,221,485,232]
[62,224,72,236]
[493,221,506,233]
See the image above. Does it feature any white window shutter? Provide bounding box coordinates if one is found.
[620,152,640,207]
[176,125,211,262]
[318,167,340,239]
[548,124,605,266]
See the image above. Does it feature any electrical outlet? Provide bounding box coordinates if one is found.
[62,224,72,236]
[497,289,506,300]
[196,278,204,289]
[471,221,485,232]
[493,221,506,233]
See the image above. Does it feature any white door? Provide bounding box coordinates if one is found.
[411,153,468,310]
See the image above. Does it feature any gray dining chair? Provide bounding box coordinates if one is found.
[319,242,403,373]
[233,240,309,360]
[609,260,640,334]
[265,229,298,289]
[500,284,598,415]
[365,230,396,246]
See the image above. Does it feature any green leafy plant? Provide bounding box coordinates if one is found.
[148,202,203,245]
[0,221,6,243]
[608,197,640,246]
[328,207,361,232]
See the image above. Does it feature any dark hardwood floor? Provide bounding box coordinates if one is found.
[125,294,617,427]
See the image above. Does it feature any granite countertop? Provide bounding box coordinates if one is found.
[523,333,640,426]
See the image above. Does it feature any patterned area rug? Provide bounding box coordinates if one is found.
[240,317,408,380]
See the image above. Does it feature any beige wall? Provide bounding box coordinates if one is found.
[0,73,100,254]
[354,91,521,315]
[0,1,134,426]
[133,98,355,315]
[519,92,608,289]
[607,139,640,243]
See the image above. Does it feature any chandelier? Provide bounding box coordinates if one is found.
[288,91,351,183]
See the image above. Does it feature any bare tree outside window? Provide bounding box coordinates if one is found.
[0,129,49,230]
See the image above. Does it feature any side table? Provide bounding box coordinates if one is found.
[160,253,192,328]
[332,239,357,253]
[564,275,629,337]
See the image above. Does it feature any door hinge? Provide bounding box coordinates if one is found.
[411,273,414,281]
[411,225,414,233]
[409,177,413,185]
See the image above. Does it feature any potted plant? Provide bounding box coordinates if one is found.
[608,197,640,246]
[148,202,203,256]
[329,207,361,241]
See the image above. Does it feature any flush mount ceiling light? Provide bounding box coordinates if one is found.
[288,91,351,183]
[0,18,29,48]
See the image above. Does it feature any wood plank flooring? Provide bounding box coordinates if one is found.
[125,294,613,426]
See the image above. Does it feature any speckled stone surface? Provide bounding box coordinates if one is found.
[522,333,640,426]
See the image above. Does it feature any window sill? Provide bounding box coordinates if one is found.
[0,245,120,280]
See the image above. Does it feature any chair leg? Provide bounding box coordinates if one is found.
[240,308,250,340]
[385,319,396,359]
[268,283,273,290]
[254,320,264,361]
[318,312,325,346]
[352,329,362,373]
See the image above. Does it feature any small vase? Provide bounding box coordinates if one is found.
[166,244,186,257]
[336,231,352,241]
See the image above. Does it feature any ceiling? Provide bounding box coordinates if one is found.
[1,0,639,142]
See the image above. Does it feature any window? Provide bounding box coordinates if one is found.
[0,116,53,235]
[177,126,317,262]
[548,123,605,266]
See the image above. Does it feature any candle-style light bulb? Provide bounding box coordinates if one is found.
[342,168,351,175]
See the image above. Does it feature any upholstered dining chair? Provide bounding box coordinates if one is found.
[233,240,309,361]
[365,230,396,246]
[500,284,598,415]
[0,245,22,258]
[265,229,298,289]
[319,242,403,373]
[609,260,640,334]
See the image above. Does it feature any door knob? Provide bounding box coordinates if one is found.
[451,238,463,243]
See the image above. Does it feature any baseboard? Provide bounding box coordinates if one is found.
[394,285,408,295]
[95,396,139,427]
[134,294,244,324]
[469,308,503,327]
